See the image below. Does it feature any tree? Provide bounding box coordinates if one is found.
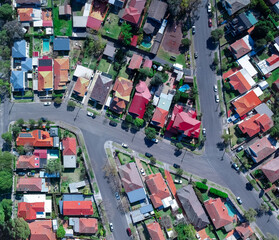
[145,127,157,140]
[11,125,21,138]
[121,23,133,45]
[86,35,106,58]
[37,118,43,128]
[211,29,224,42]
[139,67,152,78]
[125,114,133,124]
[1,132,12,145]
[175,223,196,240]
[259,203,269,213]
[28,119,36,129]
[16,145,24,155]
[221,133,233,145]
[46,159,62,174]
[67,100,76,108]
[3,20,25,43]
[54,97,62,105]
[134,118,144,128]
[176,168,183,176]
[181,38,191,48]
[150,156,156,165]
[13,218,30,240]
[167,0,181,16]
[0,79,9,97]
[176,142,184,151]
[56,225,66,239]
[254,38,267,49]
[0,199,12,222]
[0,4,13,21]
[213,56,219,66]
[16,118,24,127]
[151,72,164,86]
[23,143,33,153]
[143,101,155,122]
[244,208,257,223]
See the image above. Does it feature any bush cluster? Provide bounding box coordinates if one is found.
[209,187,228,198]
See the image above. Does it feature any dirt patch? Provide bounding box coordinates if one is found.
[162,23,183,55]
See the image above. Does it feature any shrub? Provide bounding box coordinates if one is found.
[209,187,228,198]
[195,182,208,191]
[193,186,204,203]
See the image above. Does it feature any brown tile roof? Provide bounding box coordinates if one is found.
[73,77,90,97]
[113,77,133,102]
[110,97,128,114]
[128,54,143,69]
[146,222,165,240]
[54,58,69,90]
[17,177,42,192]
[151,107,168,128]
[235,223,253,239]
[17,8,33,22]
[79,218,98,234]
[16,155,40,169]
[229,71,252,94]
[230,38,251,59]
[261,157,279,183]
[29,220,56,240]
[145,173,170,209]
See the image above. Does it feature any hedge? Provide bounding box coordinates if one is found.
[195,182,208,191]
[209,187,228,199]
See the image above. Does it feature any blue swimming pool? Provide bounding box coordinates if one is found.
[48,149,59,159]
[43,39,50,52]
[225,201,237,217]
[141,41,152,48]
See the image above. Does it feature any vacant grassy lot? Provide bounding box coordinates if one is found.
[103,13,122,40]
[157,47,186,68]
[53,7,72,37]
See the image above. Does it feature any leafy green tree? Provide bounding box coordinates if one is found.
[175,223,196,240]
[3,20,25,43]
[0,4,13,21]
[211,29,224,42]
[46,159,62,174]
[86,35,106,58]
[16,145,24,155]
[181,38,191,48]
[125,114,133,124]
[28,119,36,129]
[57,225,66,239]
[67,100,76,108]
[121,23,133,45]
[150,157,156,165]
[11,125,21,138]
[176,168,183,176]
[176,142,184,151]
[144,127,157,140]
[12,218,30,240]
[1,132,12,145]
[244,208,257,223]
[37,119,43,128]
[54,97,62,105]
[221,133,233,145]
[151,72,164,86]
[259,203,269,213]
[143,101,155,122]
[16,118,24,127]
[134,118,144,128]
[255,38,267,49]
[139,67,152,78]
[0,79,10,97]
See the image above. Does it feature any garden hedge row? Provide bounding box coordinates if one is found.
[195,182,208,191]
[209,187,228,198]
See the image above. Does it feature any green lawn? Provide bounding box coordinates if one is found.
[141,161,152,175]
[205,226,216,239]
[34,38,41,52]
[224,88,239,103]
[118,152,133,165]
[229,126,238,147]
[257,51,269,61]
[108,65,118,79]
[103,13,122,40]
[266,68,279,86]
[97,59,111,73]
[150,164,160,174]
[157,47,186,68]
[118,64,129,79]
[216,228,228,240]
[53,7,72,37]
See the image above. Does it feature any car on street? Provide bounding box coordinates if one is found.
[192,26,196,34]
[214,85,218,92]
[41,117,47,122]
[202,128,206,136]
[174,179,182,184]
[194,52,198,58]
[236,146,244,152]
[126,228,132,236]
[87,111,93,117]
[207,3,211,13]
[122,143,128,148]
[109,223,114,232]
[237,196,243,205]
[173,163,180,169]
[208,18,212,27]
[215,94,220,103]
[44,102,51,106]
[145,152,153,158]
[151,138,158,143]
[109,120,117,127]
[232,163,239,171]
[115,192,120,200]
[140,168,145,176]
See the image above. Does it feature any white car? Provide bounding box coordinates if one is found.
[87,111,93,117]
[44,102,51,106]
[122,143,128,148]
[109,223,114,232]
[237,197,243,205]
[174,179,182,184]
[214,85,217,92]
[215,94,220,103]
[207,3,211,13]
[202,128,206,136]
[192,26,196,34]
[140,168,146,176]
[151,138,159,143]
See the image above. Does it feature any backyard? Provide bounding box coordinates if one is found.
[53,7,72,37]
[102,13,122,40]
[157,47,186,68]
[97,58,111,72]
[266,68,279,86]
[34,38,41,52]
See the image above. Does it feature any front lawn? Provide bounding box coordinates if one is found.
[216,228,228,240]
[157,47,186,68]
[97,58,111,73]
[53,7,72,37]
[103,13,122,40]
[118,152,134,165]
[266,68,279,86]
[170,173,188,190]
[141,161,152,175]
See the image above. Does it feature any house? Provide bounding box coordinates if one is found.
[261,157,279,183]
[166,104,201,138]
[272,78,279,91]
[29,220,56,240]
[73,77,90,98]
[238,113,273,137]
[143,59,153,68]
[38,56,53,92]
[90,73,113,106]
[128,54,143,70]
[17,154,41,169]
[230,35,253,59]
[221,0,251,16]
[53,38,70,53]
[120,0,146,25]
[109,0,125,8]
[267,0,279,5]
[254,103,274,119]
[17,8,41,25]
[62,137,77,168]
[143,0,168,35]
[204,198,234,230]
[232,90,262,117]
[62,201,93,216]
[177,185,210,229]
[15,0,42,7]
[110,77,133,114]
[103,43,116,61]
[257,54,279,76]
[21,58,33,72]
[10,71,26,92]
[12,40,28,59]
[146,222,165,240]
[247,136,277,163]
[151,107,168,128]
[145,173,171,209]
[59,4,72,17]
[228,69,255,94]
[235,223,253,239]
[17,177,49,192]
[69,218,98,234]
[16,130,53,147]
[118,162,146,203]
[129,81,151,118]
[69,181,86,193]
[54,58,69,90]
[73,65,93,80]
[73,16,88,37]
[18,194,52,220]
[87,16,103,31]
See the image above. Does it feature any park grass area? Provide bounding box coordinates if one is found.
[157,47,186,68]
[266,68,279,86]
[53,7,72,37]
[118,152,134,165]
[103,13,122,40]
[97,58,111,73]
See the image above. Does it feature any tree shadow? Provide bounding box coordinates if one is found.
[246,182,253,191]
[174,150,182,157]
[67,106,75,112]
[206,37,218,50]
[216,142,225,151]
[54,103,62,108]
[121,122,130,132]
[144,138,155,148]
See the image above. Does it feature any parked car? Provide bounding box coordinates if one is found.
[192,26,196,34]
[115,192,120,200]
[194,52,198,58]
[173,163,180,169]
[126,228,132,236]
[145,152,153,158]
[236,146,244,152]
[44,102,51,106]
[215,94,220,103]
[109,120,117,127]
[174,179,182,184]
[196,232,201,239]
[87,111,93,117]
[214,85,218,92]
[232,163,239,171]
[207,3,211,13]
[27,172,34,177]
[202,128,206,136]
[237,196,243,205]
[140,168,145,176]
[208,18,212,27]
[122,143,128,148]
[109,223,114,232]
[18,172,25,176]
[41,117,47,122]
[151,138,158,143]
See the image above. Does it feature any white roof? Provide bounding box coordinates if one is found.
[170,199,179,211]
[158,19,167,34]
[27,73,32,79]
[258,80,269,90]
[33,20,43,27]
[275,43,279,53]
[72,31,88,38]
[153,96,159,106]
[23,194,46,202]
[83,3,91,16]
[240,68,255,87]
[33,79,38,90]
[32,9,42,21]
[63,155,76,168]
[46,28,53,35]
[253,87,263,97]
[52,220,58,231]
[32,57,38,66]
[237,55,257,77]
[162,196,173,208]
[73,65,94,80]
[173,63,183,71]
[109,0,115,4]
[242,35,253,50]
[73,16,88,28]
[105,96,112,107]
[45,199,52,213]
[257,58,279,76]
[176,213,184,220]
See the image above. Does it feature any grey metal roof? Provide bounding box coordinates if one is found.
[49,127,59,137]
[69,218,80,232]
[103,44,116,58]
[69,181,86,193]
[73,16,88,28]
[143,21,155,35]
[147,0,168,22]
[254,103,274,119]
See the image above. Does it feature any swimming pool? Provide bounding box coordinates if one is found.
[224,201,237,217]
[141,41,152,48]
[43,39,50,52]
[47,149,59,159]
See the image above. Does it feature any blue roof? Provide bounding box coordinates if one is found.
[53,38,70,51]
[12,40,27,58]
[140,204,153,214]
[127,188,146,203]
[21,58,33,72]
[10,71,24,91]
[245,11,257,26]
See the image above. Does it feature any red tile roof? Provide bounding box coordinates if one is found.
[222,67,242,80]
[261,157,279,183]
[151,107,168,128]
[86,16,102,30]
[112,77,133,100]
[230,38,251,59]
[17,155,40,169]
[235,223,253,239]
[128,54,143,69]
[204,198,233,229]
[79,218,98,234]
[232,90,261,117]
[143,59,152,68]
[267,0,279,5]
[62,137,76,156]
[229,71,252,94]
[238,114,273,137]
[266,54,279,66]
[17,8,33,22]
[146,222,165,240]
[129,0,146,12]
[130,35,138,47]
[63,201,93,216]
[122,7,141,25]
[145,173,170,209]
[110,97,128,114]
[54,58,69,90]
[18,202,45,220]
[29,220,56,240]
[17,178,42,192]
[73,77,90,97]
[34,149,47,159]
[16,130,53,147]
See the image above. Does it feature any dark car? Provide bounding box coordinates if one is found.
[18,172,25,176]
[173,163,180,169]
[109,120,117,127]
[126,228,132,236]
[145,152,153,158]
[115,192,120,200]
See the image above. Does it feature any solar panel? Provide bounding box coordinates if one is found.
[38,130,41,139]
[20,133,32,137]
